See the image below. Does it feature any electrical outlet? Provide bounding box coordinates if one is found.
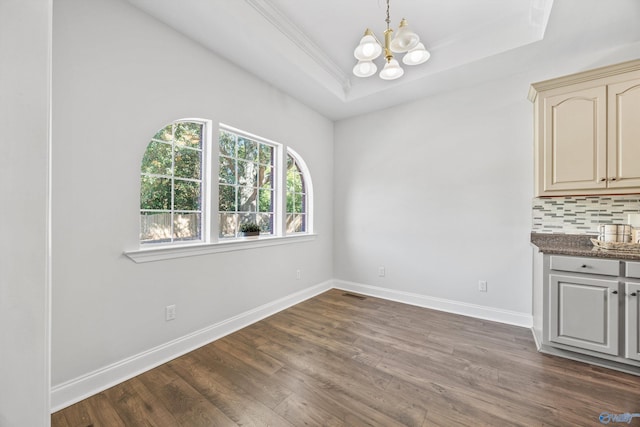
[296,269,302,280]
[478,281,487,292]
[166,304,176,321]
[378,266,386,277]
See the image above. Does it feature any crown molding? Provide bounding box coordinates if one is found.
[528,58,640,102]
[245,0,351,94]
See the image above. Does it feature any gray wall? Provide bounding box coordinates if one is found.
[0,0,51,426]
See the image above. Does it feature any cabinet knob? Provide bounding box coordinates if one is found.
[580,264,588,268]
[631,292,638,297]
[600,178,606,182]
[610,177,617,181]
[612,290,618,294]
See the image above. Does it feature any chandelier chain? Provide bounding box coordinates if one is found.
[385,0,391,30]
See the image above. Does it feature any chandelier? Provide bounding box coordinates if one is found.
[352,0,430,80]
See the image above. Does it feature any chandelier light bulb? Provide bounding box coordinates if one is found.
[379,58,404,80]
[354,34,382,61]
[353,60,378,78]
[402,42,430,66]
[390,19,420,53]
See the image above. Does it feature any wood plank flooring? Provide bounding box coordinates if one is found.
[52,289,640,426]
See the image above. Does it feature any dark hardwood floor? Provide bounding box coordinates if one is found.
[52,289,640,426]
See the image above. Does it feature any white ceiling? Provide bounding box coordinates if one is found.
[126,0,640,120]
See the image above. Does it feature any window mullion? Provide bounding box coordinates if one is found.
[275,145,286,236]
[170,125,176,242]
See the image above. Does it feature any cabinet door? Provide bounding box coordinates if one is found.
[608,78,640,189]
[541,86,607,194]
[626,282,640,361]
[549,274,619,355]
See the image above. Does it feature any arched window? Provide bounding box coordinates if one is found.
[286,150,310,233]
[140,119,208,244]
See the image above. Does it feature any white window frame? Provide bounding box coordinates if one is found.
[139,118,212,246]
[126,122,315,263]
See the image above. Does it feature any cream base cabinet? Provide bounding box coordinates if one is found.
[530,59,640,197]
[549,273,619,356]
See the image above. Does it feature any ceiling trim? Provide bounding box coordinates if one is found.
[245,0,351,94]
[528,58,640,102]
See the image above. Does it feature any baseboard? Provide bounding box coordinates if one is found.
[334,280,533,328]
[50,280,333,412]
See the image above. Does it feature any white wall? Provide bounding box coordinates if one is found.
[0,0,51,425]
[333,40,640,324]
[334,74,535,319]
[52,0,333,403]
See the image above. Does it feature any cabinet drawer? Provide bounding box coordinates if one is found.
[550,255,620,276]
[627,262,640,279]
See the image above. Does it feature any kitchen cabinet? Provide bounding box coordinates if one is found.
[607,78,640,190]
[529,59,640,197]
[625,262,640,361]
[626,282,640,361]
[535,254,640,374]
[549,273,619,356]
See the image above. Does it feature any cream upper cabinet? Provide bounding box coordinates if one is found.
[530,59,640,197]
[608,78,640,189]
[542,86,607,193]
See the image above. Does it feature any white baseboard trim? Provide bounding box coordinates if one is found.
[334,280,533,328]
[50,280,333,412]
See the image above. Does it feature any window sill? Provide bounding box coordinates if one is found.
[124,234,317,263]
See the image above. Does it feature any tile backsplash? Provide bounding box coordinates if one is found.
[532,195,640,234]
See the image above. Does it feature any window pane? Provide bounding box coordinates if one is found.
[140,212,172,243]
[259,144,273,165]
[238,160,257,187]
[291,171,302,192]
[219,213,237,238]
[259,165,272,188]
[153,124,173,142]
[286,154,294,169]
[238,186,257,212]
[140,176,171,210]
[258,189,272,212]
[219,184,236,212]
[173,212,201,240]
[141,141,172,175]
[174,147,201,179]
[219,131,235,157]
[293,193,303,213]
[257,213,273,234]
[174,179,201,211]
[286,213,304,233]
[238,137,258,160]
[219,157,236,184]
[174,122,202,148]
[238,213,257,230]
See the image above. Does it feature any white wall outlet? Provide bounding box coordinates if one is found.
[378,266,386,277]
[478,280,488,292]
[165,304,176,321]
[296,269,302,280]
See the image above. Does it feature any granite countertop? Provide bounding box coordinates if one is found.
[531,232,640,261]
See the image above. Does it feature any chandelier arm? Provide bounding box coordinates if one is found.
[366,29,384,49]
